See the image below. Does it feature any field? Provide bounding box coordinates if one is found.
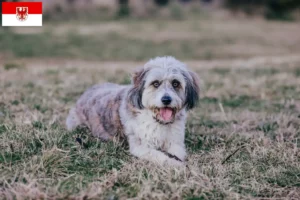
[1,13,300,199]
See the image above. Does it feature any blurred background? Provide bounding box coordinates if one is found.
[1,0,300,62]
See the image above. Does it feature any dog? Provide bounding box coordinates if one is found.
[66,56,200,166]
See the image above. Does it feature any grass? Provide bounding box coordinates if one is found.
[0,30,233,61]
[1,14,300,61]
[1,15,300,199]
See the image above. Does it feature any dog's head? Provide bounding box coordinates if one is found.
[129,56,200,124]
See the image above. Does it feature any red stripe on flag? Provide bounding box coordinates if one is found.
[2,2,42,14]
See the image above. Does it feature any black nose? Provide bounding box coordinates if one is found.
[161,96,172,105]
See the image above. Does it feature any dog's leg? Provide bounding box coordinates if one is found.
[89,110,114,141]
[163,128,187,162]
[166,143,186,162]
[66,108,81,131]
[128,136,183,166]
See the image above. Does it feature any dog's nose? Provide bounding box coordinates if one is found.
[161,96,172,105]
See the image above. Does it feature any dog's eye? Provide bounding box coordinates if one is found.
[172,80,180,88]
[152,81,160,88]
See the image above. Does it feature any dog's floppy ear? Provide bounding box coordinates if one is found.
[128,67,148,109]
[184,71,200,110]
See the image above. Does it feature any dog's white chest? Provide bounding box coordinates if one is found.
[137,121,167,147]
[129,111,181,148]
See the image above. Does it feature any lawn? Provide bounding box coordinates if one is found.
[1,14,300,199]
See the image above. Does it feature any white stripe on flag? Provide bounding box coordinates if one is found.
[2,14,42,26]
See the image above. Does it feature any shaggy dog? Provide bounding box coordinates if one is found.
[66,56,200,166]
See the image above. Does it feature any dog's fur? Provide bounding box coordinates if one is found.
[66,56,200,166]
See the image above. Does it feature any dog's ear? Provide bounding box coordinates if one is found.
[184,71,200,110]
[128,67,148,109]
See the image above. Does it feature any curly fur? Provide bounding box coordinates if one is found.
[66,56,200,166]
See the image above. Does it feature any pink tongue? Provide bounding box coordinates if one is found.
[160,108,173,121]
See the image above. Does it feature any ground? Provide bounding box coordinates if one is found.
[0,13,300,199]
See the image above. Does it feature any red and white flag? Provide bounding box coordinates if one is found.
[2,2,42,26]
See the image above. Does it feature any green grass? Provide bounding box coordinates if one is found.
[1,58,299,199]
[0,31,233,61]
[3,62,25,70]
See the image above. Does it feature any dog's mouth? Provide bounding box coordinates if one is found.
[159,107,174,121]
[153,107,177,124]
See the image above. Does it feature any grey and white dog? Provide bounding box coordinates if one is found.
[66,56,200,166]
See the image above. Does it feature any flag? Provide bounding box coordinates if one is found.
[2,2,42,26]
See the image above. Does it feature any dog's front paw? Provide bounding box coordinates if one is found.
[167,145,186,162]
[166,158,184,167]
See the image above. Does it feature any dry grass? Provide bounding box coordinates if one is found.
[1,15,300,199]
